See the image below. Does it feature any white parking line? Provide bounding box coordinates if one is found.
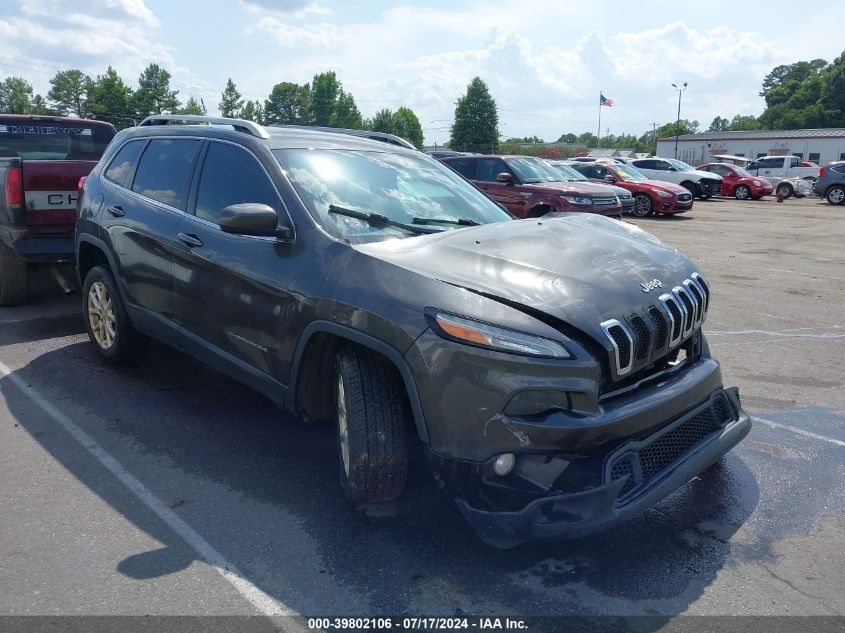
[755,416,845,448]
[707,329,845,340]
[0,358,295,617]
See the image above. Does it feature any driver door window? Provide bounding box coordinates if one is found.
[478,158,511,182]
[194,142,282,224]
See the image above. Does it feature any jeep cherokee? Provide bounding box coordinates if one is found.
[76,115,750,547]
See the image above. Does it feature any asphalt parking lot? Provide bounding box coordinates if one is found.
[1,195,843,625]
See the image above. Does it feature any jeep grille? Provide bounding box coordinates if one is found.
[601,274,710,378]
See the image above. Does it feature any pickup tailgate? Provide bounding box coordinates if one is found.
[22,160,97,236]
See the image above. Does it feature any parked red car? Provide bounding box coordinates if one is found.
[566,161,693,217]
[695,163,773,200]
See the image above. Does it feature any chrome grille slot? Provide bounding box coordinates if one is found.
[659,292,684,347]
[648,305,667,350]
[691,272,710,317]
[684,279,704,327]
[673,286,695,337]
[601,319,633,376]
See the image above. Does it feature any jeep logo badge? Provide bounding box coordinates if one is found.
[640,279,663,293]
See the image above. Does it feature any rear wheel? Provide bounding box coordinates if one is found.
[734,184,751,200]
[335,345,409,504]
[82,266,146,363]
[631,193,653,217]
[776,182,794,199]
[0,241,29,306]
[826,185,845,205]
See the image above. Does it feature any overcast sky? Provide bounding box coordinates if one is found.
[1,0,843,145]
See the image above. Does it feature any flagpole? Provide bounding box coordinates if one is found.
[597,91,602,150]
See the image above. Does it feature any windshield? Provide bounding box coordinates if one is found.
[548,162,588,181]
[668,159,694,171]
[732,165,752,177]
[274,149,512,243]
[506,157,564,183]
[0,119,114,160]
[613,164,649,181]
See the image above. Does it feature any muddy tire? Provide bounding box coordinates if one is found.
[82,265,147,364]
[0,241,29,306]
[776,182,794,199]
[335,345,409,504]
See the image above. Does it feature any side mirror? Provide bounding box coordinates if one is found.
[218,203,292,238]
[496,172,514,184]
[604,175,618,183]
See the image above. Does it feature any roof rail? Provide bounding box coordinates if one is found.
[273,125,417,150]
[138,114,270,139]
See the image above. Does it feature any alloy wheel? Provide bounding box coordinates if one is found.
[87,281,117,349]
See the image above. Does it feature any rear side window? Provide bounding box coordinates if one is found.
[104,140,145,188]
[444,158,477,179]
[0,118,115,160]
[195,142,281,224]
[832,164,845,174]
[132,139,202,210]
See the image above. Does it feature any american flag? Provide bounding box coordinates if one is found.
[600,93,613,107]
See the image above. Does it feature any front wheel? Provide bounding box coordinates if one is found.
[82,266,146,363]
[335,345,409,504]
[734,185,751,200]
[826,185,845,205]
[776,182,794,199]
[681,181,701,199]
[631,193,653,217]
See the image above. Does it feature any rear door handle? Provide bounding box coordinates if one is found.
[106,205,125,217]
[177,232,204,248]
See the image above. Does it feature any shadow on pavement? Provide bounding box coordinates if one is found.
[1,336,763,622]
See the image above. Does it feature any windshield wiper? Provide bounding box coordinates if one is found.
[328,204,439,235]
[411,216,480,227]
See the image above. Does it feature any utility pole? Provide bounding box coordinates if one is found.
[671,82,688,159]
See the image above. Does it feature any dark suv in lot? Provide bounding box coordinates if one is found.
[76,115,750,547]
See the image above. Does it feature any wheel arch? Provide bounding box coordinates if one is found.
[76,235,118,287]
[288,321,429,443]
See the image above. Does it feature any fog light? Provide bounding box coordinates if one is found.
[492,453,516,476]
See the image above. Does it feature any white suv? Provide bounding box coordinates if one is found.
[630,158,722,199]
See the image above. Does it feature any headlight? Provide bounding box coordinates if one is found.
[657,191,673,198]
[562,196,592,205]
[753,180,762,187]
[429,312,571,358]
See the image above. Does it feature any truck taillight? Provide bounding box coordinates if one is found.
[4,166,23,207]
[77,176,87,194]
[819,167,826,178]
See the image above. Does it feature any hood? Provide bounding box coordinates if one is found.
[641,180,689,195]
[522,180,624,197]
[683,169,722,181]
[354,215,698,337]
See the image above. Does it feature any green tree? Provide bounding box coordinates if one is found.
[133,63,180,118]
[178,96,206,115]
[391,107,424,149]
[557,133,578,143]
[449,76,499,153]
[0,77,35,114]
[264,82,311,125]
[241,99,264,124]
[820,51,845,123]
[47,69,93,118]
[576,132,597,147]
[29,94,54,115]
[310,71,340,126]
[656,119,698,139]
[218,78,243,118]
[88,66,134,129]
[368,108,394,133]
[727,114,762,131]
[707,116,730,132]
[333,90,363,128]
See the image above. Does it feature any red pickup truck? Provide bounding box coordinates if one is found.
[1,115,115,305]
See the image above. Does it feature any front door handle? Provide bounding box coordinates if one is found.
[106,205,125,217]
[177,232,204,248]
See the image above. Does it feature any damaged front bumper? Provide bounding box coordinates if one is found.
[453,387,751,548]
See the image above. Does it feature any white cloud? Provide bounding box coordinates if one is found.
[248,16,349,48]
[240,0,330,16]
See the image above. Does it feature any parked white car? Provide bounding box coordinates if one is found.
[745,155,819,186]
[629,158,723,199]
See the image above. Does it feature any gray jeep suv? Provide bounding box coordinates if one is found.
[76,115,750,547]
